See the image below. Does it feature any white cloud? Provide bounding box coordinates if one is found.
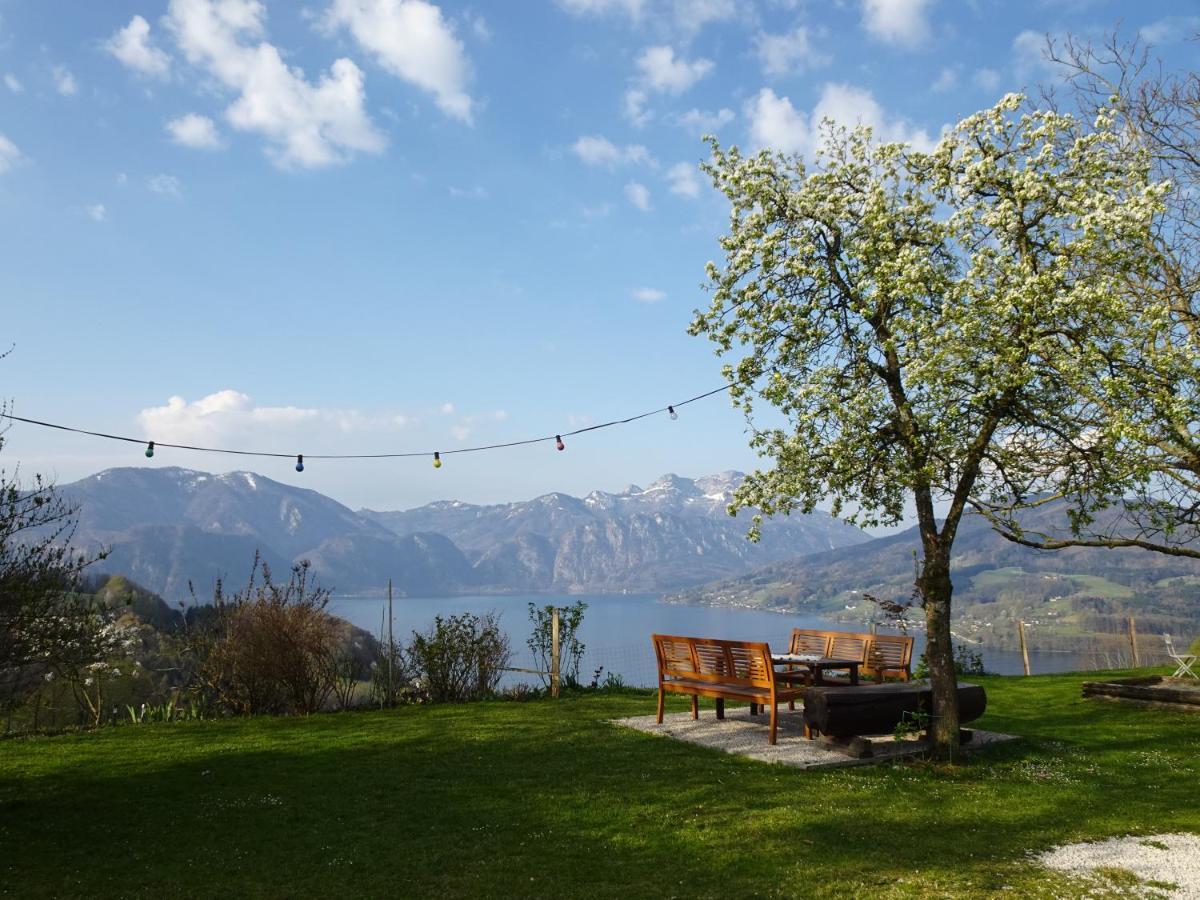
[166,113,225,150]
[450,425,471,441]
[635,45,712,94]
[973,67,1001,91]
[571,135,652,167]
[631,286,665,303]
[623,88,651,127]
[675,106,735,134]
[87,204,107,222]
[0,134,21,174]
[448,184,487,199]
[930,66,957,92]
[755,27,831,76]
[147,174,183,197]
[671,0,736,37]
[105,15,172,78]
[322,0,474,124]
[667,161,700,198]
[746,83,934,156]
[1012,29,1057,78]
[861,0,933,48]
[138,390,413,445]
[1141,16,1200,45]
[463,10,491,41]
[165,0,384,169]
[745,87,810,154]
[53,65,77,96]
[440,402,455,414]
[624,181,651,211]
[555,0,645,19]
[4,73,22,93]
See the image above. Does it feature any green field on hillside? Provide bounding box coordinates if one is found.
[2,673,1198,899]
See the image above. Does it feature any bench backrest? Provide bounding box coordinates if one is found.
[867,634,914,670]
[652,634,775,688]
[789,629,832,656]
[789,627,914,671]
[829,633,870,662]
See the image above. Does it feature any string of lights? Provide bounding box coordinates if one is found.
[1,379,747,472]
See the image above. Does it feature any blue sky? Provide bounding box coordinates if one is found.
[0,0,1196,511]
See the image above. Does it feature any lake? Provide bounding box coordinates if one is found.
[329,592,1096,686]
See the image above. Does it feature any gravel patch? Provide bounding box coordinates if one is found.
[613,706,1015,769]
[1039,833,1200,898]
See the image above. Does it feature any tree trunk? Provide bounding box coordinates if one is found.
[919,552,960,758]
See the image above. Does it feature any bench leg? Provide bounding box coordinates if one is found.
[690,695,699,720]
[769,700,778,745]
[749,702,759,716]
[656,687,665,724]
[715,697,725,720]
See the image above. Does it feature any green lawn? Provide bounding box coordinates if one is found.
[2,672,1198,899]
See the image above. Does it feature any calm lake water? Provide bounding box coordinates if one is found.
[330,592,1096,687]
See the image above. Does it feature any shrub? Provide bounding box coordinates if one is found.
[526,601,587,688]
[407,613,510,703]
[187,555,342,716]
[915,642,988,678]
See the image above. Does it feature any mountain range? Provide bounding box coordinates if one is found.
[667,504,1200,650]
[58,467,868,601]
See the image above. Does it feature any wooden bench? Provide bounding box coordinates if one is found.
[789,628,914,683]
[652,634,805,744]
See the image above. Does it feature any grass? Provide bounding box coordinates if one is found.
[2,671,1198,899]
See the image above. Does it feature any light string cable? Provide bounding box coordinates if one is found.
[0,376,756,466]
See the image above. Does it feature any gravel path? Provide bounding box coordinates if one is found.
[1039,833,1200,898]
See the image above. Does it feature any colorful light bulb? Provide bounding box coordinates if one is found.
[668,406,678,420]
[555,435,565,451]
[433,452,442,469]
[295,454,304,473]
[145,441,155,458]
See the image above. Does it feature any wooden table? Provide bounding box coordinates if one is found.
[771,654,862,686]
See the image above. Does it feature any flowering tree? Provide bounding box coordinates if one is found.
[974,35,1200,559]
[0,399,104,719]
[691,95,1165,754]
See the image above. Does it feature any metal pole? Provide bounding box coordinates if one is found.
[1018,620,1031,676]
[551,607,561,699]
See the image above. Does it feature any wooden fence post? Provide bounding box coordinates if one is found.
[1018,620,1031,676]
[550,607,561,699]
[1127,617,1140,668]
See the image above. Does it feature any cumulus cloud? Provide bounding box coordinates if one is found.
[555,0,645,19]
[624,181,651,211]
[746,83,934,156]
[861,0,933,48]
[630,286,665,303]
[165,0,384,169]
[4,73,22,93]
[166,113,225,150]
[137,390,413,445]
[667,161,700,198]
[105,15,172,77]
[321,0,475,124]
[0,134,20,174]
[53,65,77,96]
[572,135,652,167]
[635,45,712,94]
[675,106,734,134]
[974,67,1001,91]
[1141,16,1200,45]
[147,174,183,197]
[930,66,957,93]
[755,27,831,76]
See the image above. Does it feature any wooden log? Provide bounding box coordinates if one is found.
[803,682,988,739]
[1127,617,1141,667]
